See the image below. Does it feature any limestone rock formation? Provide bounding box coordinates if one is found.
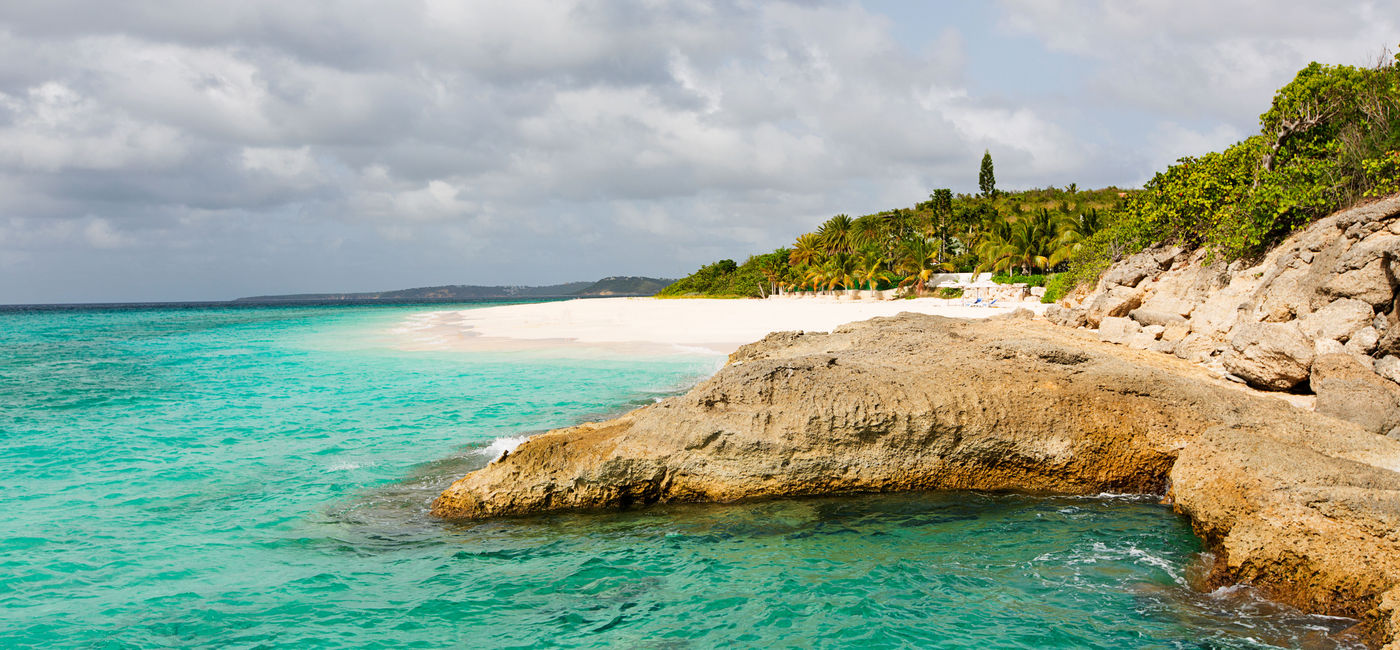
[1171,424,1400,649]
[433,313,1400,647]
[1312,354,1400,438]
[1052,195,1400,405]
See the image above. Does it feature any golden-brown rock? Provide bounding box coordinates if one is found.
[432,313,1400,646]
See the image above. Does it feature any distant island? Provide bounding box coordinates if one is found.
[234,276,673,303]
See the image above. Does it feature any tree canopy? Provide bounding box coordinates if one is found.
[659,53,1400,302]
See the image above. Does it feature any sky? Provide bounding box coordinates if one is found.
[1,1,1397,303]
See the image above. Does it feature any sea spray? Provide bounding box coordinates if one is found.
[476,434,531,461]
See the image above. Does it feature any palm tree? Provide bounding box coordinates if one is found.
[803,264,829,295]
[823,253,858,292]
[894,237,949,295]
[974,209,1058,275]
[756,250,788,297]
[789,233,823,268]
[817,214,854,255]
[856,248,887,295]
[850,214,888,253]
[1048,208,1102,267]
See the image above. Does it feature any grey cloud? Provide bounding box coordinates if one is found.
[999,0,1400,121]
[0,0,1383,302]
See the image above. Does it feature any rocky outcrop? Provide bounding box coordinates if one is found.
[1172,424,1400,649]
[1312,354,1400,438]
[433,313,1400,647]
[1051,195,1400,426]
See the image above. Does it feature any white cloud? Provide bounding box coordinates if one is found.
[0,82,185,172]
[999,0,1400,121]
[1,0,1395,301]
[1146,122,1248,168]
[83,217,133,249]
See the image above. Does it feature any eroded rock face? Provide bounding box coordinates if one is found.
[1070,195,1400,399]
[1171,425,1400,648]
[1312,354,1400,438]
[432,313,1400,647]
[434,316,1213,520]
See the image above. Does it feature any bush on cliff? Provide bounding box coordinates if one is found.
[1049,52,1400,297]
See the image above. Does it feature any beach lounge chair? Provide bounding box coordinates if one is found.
[964,297,983,307]
[983,299,998,308]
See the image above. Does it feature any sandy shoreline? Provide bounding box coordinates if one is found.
[390,296,1048,356]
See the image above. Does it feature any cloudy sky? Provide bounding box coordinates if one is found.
[1,1,1397,303]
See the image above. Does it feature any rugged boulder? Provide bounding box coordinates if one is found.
[1129,307,1187,328]
[1097,315,1142,344]
[1102,246,1179,288]
[433,314,1400,647]
[1301,298,1377,343]
[1222,322,1315,391]
[1083,285,1144,327]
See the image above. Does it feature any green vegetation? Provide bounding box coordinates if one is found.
[979,150,997,197]
[577,276,674,296]
[991,273,1047,287]
[660,52,1400,301]
[660,186,1127,298]
[1063,52,1400,283]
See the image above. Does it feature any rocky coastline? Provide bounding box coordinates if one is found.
[1049,195,1400,437]
[433,196,1400,647]
[433,312,1400,647]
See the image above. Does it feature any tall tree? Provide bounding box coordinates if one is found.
[929,188,953,262]
[979,150,996,197]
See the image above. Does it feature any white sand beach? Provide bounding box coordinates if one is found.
[390,296,1048,356]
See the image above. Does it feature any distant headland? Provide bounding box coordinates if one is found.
[233,276,673,304]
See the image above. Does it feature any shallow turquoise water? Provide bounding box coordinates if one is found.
[0,303,1361,648]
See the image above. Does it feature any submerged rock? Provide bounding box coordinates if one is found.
[432,313,1400,647]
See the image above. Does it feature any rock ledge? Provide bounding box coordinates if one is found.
[433,314,1400,648]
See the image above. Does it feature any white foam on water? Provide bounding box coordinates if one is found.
[325,461,362,472]
[1209,584,1248,599]
[1060,541,1185,583]
[476,435,531,461]
[1123,545,1181,580]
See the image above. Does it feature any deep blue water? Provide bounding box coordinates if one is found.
[0,303,1361,648]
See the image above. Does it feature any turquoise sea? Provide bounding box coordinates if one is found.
[0,302,1363,648]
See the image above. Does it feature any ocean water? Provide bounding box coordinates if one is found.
[0,303,1362,649]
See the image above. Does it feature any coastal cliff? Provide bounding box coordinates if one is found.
[433,312,1400,647]
[1049,194,1400,435]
